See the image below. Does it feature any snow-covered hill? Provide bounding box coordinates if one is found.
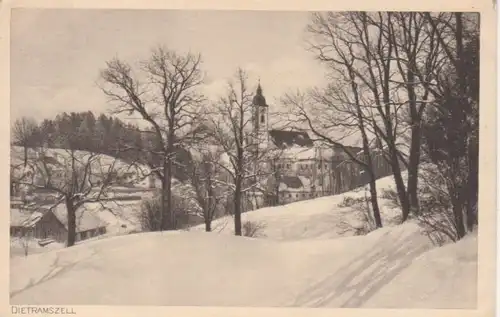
[193,174,404,240]
[9,172,477,308]
[10,146,155,187]
[9,222,477,308]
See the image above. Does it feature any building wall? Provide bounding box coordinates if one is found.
[76,227,107,242]
[11,212,68,243]
[33,211,68,243]
[255,150,395,207]
[329,152,395,195]
[11,212,108,244]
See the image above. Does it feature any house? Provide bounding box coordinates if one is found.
[152,81,394,212]
[10,204,107,244]
[10,148,64,198]
[246,81,393,206]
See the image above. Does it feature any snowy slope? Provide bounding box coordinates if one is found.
[10,146,153,189]
[10,238,65,258]
[9,170,477,308]
[9,222,477,308]
[362,232,478,308]
[193,174,404,240]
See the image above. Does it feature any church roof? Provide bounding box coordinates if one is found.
[269,129,314,148]
[280,175,303,189]
[252,82,269,108]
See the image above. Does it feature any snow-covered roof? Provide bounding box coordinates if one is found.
[187,145,236,177]
[280,176,303,189]
[47,204,107,232]
[278,175,313,192]
[10,208,44,227]
[269,129,314,148]
[11,203,106,233]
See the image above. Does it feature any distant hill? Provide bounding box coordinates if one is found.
[11,111,194,182]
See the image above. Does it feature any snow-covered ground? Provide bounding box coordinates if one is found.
[10,238,65,258]
[9,222,477,308]
[192,174,404,240]
[9,199,145,258]
[9,173,478,308]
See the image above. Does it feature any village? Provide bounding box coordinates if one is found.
[8,9,483,309]
[9,82,394,252]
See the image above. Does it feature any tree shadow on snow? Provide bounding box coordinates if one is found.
[291,229,432,308]
[10,249,98,301]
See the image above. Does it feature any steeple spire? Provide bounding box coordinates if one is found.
[252,78,268,108]
[256,78,262,95]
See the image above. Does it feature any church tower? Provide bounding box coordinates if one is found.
[252,80,270,150]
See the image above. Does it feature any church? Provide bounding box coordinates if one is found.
[179,80,393,211]
[247,82,378,207]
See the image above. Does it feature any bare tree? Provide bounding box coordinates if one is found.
[302,11,479,238]
[379,12,447,216]
[138,180,200,232]
[187,145,229,232]
[11,146,125,247]
[241,140,285,209]
[208,68,276,236]
[12,117,38,167]
[99,45,205,231]
[304,12,445,221]
[419,12,479,238]
[242,220,267,238]
[282,90,383,228]
[416,163,464,245]
[15,204,35,257]
[20,230,32,257]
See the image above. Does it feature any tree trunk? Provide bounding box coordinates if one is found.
[23,145,28,167]
[275,171,281,206]
[165,130,176,230]
[356,94,382,228]
[466,142,478,231]
[234,178,242,236]
[165,159,174,230]
[455,12,478,234]
[205,219,212,232]
[380,125,410,221]
[405,63,422,217]
[160,172,166,232]
[66,199,77,247]
[205,177,214,232]
[390,147,410,222]
[451,192,466,239]
[407,122,422,216]
[368,175,382,228]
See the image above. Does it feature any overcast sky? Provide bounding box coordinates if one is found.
[10,9,327,125]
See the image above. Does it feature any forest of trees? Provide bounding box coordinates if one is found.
[282,12,479,242]
[11,111,191,182]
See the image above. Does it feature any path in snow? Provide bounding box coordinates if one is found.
[9,222,477,308]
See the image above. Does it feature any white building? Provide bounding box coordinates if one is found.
[247,82,364,207]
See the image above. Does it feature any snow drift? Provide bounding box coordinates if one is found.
[9,171,477,308]
[192,174,404,240]
[10,221,477,308]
